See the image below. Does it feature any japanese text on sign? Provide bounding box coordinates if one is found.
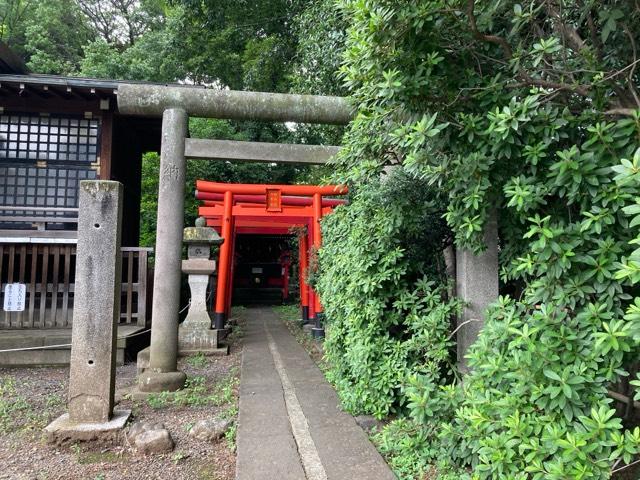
[3,283,26,312]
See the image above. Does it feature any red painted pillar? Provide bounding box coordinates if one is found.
[225,217,237,319]
[311,193,324,337]
[307,224,316,325]
[214,190,233,329]
[299,233,309,323]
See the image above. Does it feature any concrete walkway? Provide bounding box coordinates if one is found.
[236,307,396,480]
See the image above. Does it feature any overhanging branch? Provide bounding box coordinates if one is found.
[466,0,513,60]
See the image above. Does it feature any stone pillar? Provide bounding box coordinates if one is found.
[139,108,188,392]
[456,210,499,373]
[68,181,123,422]
[45,181,130,442]
[178,217,225,355]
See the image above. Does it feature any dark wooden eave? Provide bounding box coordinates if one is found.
[0,75,195,115]
[0,74,118,110]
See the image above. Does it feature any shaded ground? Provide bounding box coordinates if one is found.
[0,324,243,480]
[273,305,325,365]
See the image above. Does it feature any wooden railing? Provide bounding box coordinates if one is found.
[120,247,152,326]
[0,206,79,239]
[0,243,152,329]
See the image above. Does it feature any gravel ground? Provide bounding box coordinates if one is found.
[0,328,242,480]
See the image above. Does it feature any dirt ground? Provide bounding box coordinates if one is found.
[0,329,242,480]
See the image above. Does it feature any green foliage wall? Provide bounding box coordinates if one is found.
[24,2,89,74]
[313,0,640,478]
[316,170,460,418]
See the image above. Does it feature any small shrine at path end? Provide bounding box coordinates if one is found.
[196,180,348,338]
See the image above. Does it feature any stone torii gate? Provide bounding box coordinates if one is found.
[117,83,498,392]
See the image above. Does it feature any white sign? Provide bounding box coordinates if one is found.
[3,283,26,312]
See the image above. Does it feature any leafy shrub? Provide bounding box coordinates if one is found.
[316,170,460,418]
[313,0,640,477]
[373,418,441,480]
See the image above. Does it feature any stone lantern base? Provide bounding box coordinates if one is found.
[177,267,229,356]
[178,325,229,356]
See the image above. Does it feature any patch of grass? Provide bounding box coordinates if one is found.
[147,390,171,409]
[273,305,326,368]
[1,387,64,434]
[224,422,237,452]
[70,443,82,456]
[23,393,65,430]
[196,464,224,480]
[0,377,31,434]
[219,404,238,421]
[146,371,239,409]
[77,450,125,465]
[227,307,247,347]
[70,441,126,467]
[187,352,208,368]
[214,371,239,405]
[226,324,244,346]
[273,304,300,323]
[172,451,189,464]
[45,393,64,409]
[173,376,209,407]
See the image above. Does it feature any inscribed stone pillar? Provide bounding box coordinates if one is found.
[68,180,123,423]
[140,108,188,392]
[456,210,499,373]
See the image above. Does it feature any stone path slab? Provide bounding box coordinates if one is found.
[236,307,395,480]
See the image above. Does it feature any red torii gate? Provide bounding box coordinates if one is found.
[196,181,348,337]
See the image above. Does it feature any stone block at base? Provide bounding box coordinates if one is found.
[45,409,131,445]
[137,346,150,375]
[127,388,178,402]
[178,326,224,353]
[138,370,187,393]
[179,345,230,357]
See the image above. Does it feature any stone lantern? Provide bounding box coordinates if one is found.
[178,217,226,355]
